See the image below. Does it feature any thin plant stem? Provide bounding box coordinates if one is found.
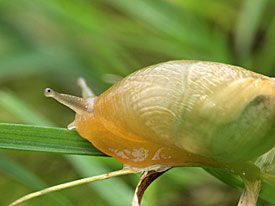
[9,167,140,206]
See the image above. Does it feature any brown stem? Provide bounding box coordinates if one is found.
[132,168,170,206]
[237,178,262,206]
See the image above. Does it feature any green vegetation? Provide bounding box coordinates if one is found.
[0,0,274,205]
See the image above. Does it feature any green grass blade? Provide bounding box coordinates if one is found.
[205,168,275,204]
[259,182,275,204]
[204,168,244,190]
[0,123,105,156]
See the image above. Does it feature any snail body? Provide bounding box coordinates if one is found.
[45,60,275,168]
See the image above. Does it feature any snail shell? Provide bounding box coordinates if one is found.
[45,60,275,168]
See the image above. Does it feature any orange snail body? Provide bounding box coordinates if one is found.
[45,60,275,168]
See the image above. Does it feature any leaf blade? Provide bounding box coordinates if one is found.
[0,123,105,156]
[204,168,275,204]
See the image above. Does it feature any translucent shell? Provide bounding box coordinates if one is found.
[46,60,275,168]
[91,61,275,163]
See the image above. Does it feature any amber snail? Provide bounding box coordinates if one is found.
[10,60,275,206]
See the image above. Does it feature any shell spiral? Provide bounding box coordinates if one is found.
[93,60,275,163]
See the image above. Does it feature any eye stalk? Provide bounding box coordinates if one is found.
[44,88,88,115]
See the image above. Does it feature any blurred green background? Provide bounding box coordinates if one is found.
[0,0,274,205]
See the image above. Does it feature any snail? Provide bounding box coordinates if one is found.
[44,60,275,167]
[10,60,275,206]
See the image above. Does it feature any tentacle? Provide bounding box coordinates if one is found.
[44,88,87,114]
[77,77,95,99]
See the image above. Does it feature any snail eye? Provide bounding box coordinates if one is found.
[44,88,53,96]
